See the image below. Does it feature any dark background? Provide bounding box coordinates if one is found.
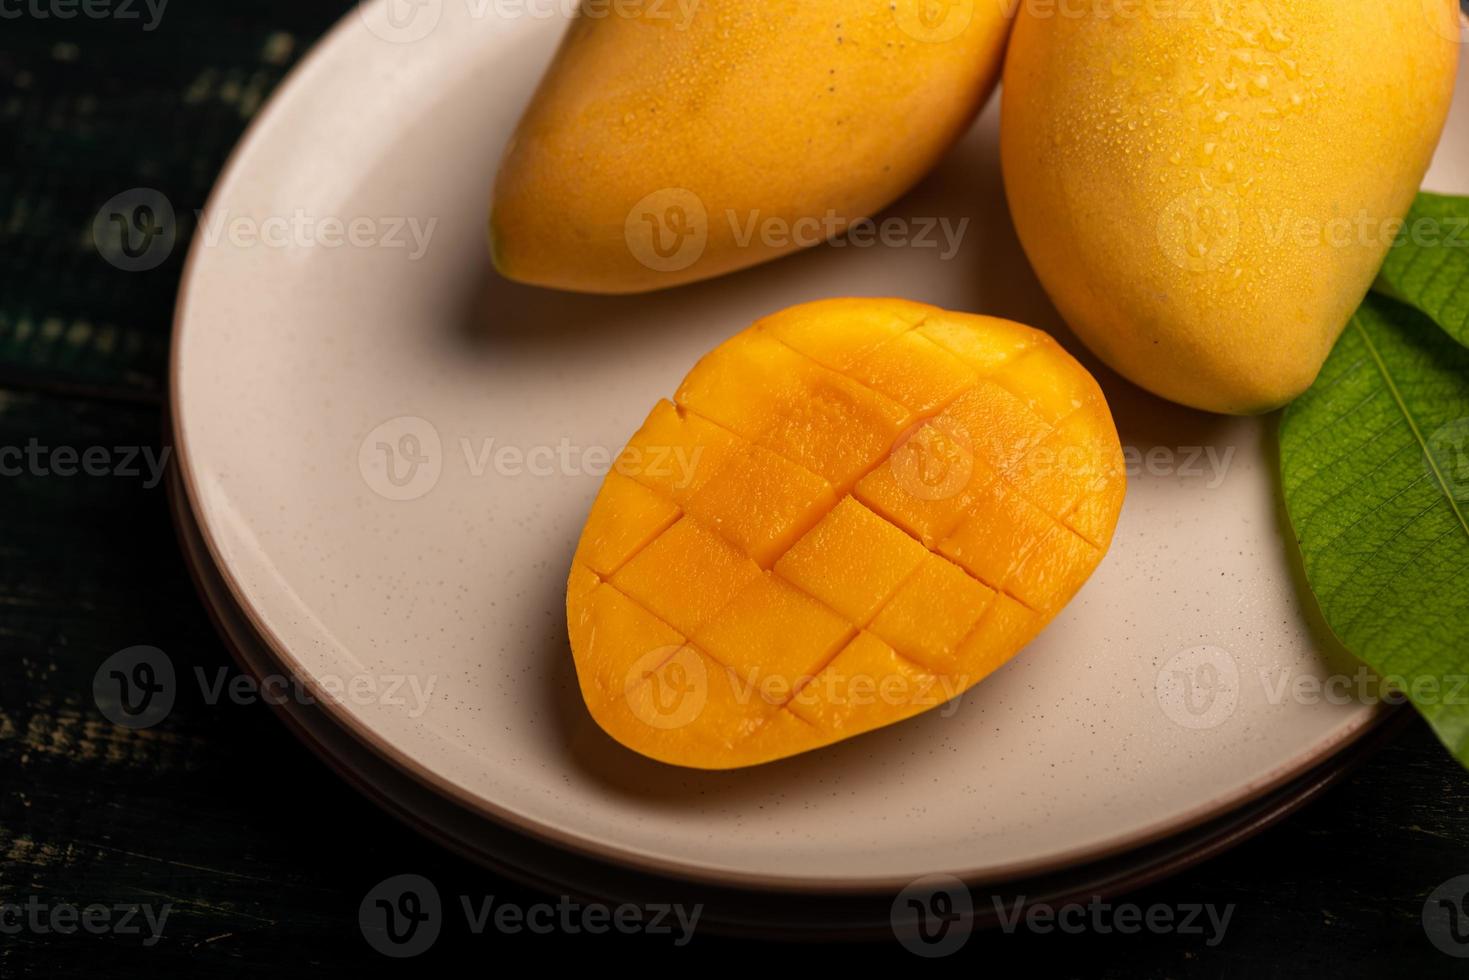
[3,2,1469,974]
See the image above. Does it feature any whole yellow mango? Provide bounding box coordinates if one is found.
[492,2,1013,293]
[1002,1,1459,414]
[567,298,1125,768]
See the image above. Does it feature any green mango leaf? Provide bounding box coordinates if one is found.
[1375,192,1469,347]
[1280,294,1469,762]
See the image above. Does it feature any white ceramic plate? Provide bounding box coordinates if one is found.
[172,4,1469,891]
[168,465,1404,935]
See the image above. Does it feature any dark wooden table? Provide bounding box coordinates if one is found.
[3,3,1468,974]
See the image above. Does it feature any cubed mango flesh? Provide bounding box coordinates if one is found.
[567,298,1125,768]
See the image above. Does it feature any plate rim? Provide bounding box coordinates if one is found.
[166,459,1410,931]
[169,0,1403,893]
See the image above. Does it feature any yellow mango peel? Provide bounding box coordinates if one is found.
[491,1,1015,293]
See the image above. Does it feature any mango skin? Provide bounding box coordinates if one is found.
[492,2,1013,294]
[566,298,1126,768]
[1001,1,1460,415]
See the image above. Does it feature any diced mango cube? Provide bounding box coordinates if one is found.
[674,332,816,440]
[918,312,1037,375]
[759,367,913,489]
[934,381,1054,475]
[1009,522,1100,613]
[684,444,835,566]
[574,472,681,577]
[788,631,940,736]
[939,478,1057,590]
[991,342,1101,424]
[567,562,601,601]
[757,297,926,370]
[847,329,977,414]
[694,573,853,693]
[953,594,1039,684]
[775,497,928,624]
[868,554,995,671]
[611,517,761,634]
[1005,407,1122,521]
[598,646,784,768]
[567,583,686,708]
[1063,467,1128,549]
[856,421,1002,547]
[620,399,748,504]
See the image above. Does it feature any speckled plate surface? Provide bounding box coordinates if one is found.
[167,459,1412,934]
[171,4,1469,891]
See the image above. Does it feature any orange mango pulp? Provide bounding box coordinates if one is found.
[567,299,1125,768]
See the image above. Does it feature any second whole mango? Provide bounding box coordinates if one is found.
[491,1,1014,293]
[1002,1,1460,415]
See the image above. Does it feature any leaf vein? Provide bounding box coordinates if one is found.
[1352,314,1469,546]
